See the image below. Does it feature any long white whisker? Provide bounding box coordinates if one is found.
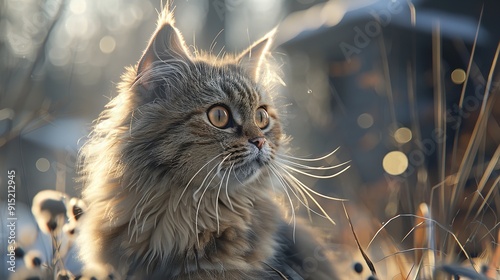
[277,164,348,202]
[268,166,296,241]
[216,166,229,235]
[195,179,212,246]
[225,163,235,211]
[277,162,351,179]
[276,157,351,171]
[270,164,316,217]
[269,165,298,205]
[273,164,332,220]
[269,164,326,220]
[174,153,224,210]
[278,147,340,162]
[194,154,231,198]
[195,154,231,245]
[278,167,341,226]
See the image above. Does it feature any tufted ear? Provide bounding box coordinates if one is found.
[136,10,191,89]
[236,29,276,81]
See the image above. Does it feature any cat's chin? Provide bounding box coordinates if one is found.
[229,161,266,186]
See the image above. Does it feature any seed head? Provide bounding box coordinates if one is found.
[31,190,68,234]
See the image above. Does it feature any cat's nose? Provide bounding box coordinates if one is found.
[249,137,266,150]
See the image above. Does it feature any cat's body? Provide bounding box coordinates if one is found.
[78,8,338,280]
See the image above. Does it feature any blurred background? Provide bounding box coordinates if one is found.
[1,0,500,278]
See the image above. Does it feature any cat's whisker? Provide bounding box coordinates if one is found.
[270,165,304,211]
[225,163,235,212]
[267,165,297,241]
[273,164,335,221]
[195,179,213,246]
[216,153,232,175]
[195,174,219,246]
[291,179,337,226]
[267,166,279,195]
[215,166,230,235]
[278,147,340,162]
[195,154,231,245]
[277,166,345,226]
[193,165,219,199]
[279,165,348,202]
[276,161,351,179]
[174,153,224,211]
[194,154,232,199]
[269,164,327,223]
[269,164,327,221]
[276,156,351,171]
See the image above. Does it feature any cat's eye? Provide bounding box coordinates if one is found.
[255,107,270,129]
[208,106,230,128]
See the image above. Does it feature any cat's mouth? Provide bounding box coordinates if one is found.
[216,146,272,185]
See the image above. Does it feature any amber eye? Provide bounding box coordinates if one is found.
[255,107,270,129]
[208,106,230,128]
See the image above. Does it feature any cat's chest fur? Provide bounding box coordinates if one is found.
[89,179,282,279]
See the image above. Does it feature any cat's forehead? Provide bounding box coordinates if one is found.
[196,62,270,107]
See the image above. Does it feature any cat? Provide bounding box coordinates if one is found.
[78,6,341,280]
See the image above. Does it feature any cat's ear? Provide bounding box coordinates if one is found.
[136,10,191,89]
[237,29,276,81]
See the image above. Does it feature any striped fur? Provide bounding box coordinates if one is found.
[77,8,293,280]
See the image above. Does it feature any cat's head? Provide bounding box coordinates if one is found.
[120,10,284,189]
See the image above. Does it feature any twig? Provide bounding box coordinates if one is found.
[342,202,377,277]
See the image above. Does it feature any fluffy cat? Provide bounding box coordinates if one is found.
[78,7,340,280]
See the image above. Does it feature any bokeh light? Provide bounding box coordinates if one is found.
[394,127,412,144]
[99,36,116,54]
[357,113,374,129]
[451,68,466,84]
[36,158,51,172]
[382,151,408,175]
[70,0,87,15]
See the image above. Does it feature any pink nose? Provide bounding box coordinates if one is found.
[249,137,266,150]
